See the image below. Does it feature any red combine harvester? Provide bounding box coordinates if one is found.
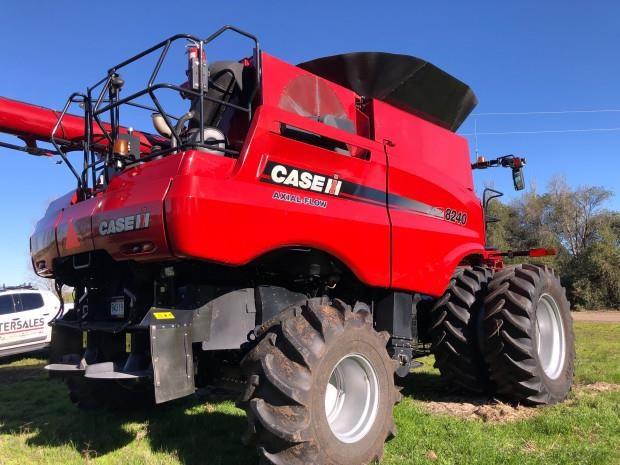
[0,27,575,465]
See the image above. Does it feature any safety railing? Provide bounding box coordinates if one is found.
[51,26,261,198]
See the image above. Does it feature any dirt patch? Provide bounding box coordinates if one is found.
[418,383,620,423]
[420,397,537,423]
[571,311,620,323]
[576,382,620,393]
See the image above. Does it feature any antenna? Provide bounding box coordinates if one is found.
[474,118,479,157]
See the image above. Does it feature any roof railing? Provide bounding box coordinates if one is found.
[0,283,37,292]
[52,26,261,199]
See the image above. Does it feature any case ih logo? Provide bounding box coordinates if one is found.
[99,212,151,236]
[261,160,450,221]
[264,162,343,196]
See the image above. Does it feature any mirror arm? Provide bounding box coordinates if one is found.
[472,154,527,191]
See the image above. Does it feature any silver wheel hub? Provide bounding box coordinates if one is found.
[535,293,566,379]
[324,353,379,443]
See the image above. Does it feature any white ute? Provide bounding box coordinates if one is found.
[0,285,64,357]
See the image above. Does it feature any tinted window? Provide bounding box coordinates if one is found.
[0,295,14,315]
[12,293,22,311]
[19,293,44,311]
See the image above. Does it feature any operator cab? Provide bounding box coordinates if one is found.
[150,58,257,157]
[187,60,256,152]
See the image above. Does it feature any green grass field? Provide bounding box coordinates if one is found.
[0,321,618,465]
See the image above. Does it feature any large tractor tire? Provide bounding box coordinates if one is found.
[239,298,399,465]
[482,264,575,405]
[66,377,154,410]
[430,266,493,393]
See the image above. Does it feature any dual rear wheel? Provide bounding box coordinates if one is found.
[483,264,575,404]
[430,263,575,405]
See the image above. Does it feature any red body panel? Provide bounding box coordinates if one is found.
[373,101,485,295]
[23,51,486,296]
[30,156,183,275]
[91,154,182,261]
[165,105,392,287]
[56,197,98,258]
[30,192,74,276]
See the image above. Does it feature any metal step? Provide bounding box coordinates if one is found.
[44,363,85,375]
[84,361,151,380]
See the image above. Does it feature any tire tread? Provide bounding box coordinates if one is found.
[482,264,576,405]
[430,266,493,393]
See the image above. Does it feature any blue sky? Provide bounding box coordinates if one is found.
[0,1,618,284]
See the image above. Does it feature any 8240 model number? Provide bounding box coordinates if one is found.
[444,208,468,225]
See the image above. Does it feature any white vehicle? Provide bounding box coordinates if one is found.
[0,285,63,357]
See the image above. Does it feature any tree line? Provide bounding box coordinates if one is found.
[486,177,619,310]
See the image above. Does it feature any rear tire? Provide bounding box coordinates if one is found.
[430,266,493,393]
[239,298,399,465]
[482,264,575,405]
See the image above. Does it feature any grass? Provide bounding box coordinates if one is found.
[0,321,618,465]
[573,323,620,384]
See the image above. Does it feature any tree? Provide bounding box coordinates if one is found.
[561,211,620,309]
[546,177,613,257]
[486,178,619,309]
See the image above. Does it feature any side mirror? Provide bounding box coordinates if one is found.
[512,168,525,191]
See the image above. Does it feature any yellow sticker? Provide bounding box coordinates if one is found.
[82,331,88,349]
[125,333,132,353]
[153,311,175,320]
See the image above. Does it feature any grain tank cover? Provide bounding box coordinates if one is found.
[298,52,477,132]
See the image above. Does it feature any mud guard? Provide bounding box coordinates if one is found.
[139,288,256,403]
[145,310,196,404]
[47,288,260,404]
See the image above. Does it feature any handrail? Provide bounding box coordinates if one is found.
[49,27,262,197]
[104,34,202,76]
[50,92,87,191]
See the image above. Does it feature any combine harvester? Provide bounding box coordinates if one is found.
[0,26,574,465]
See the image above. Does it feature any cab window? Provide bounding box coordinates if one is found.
[19,293,44,311]
[0,295,14,315]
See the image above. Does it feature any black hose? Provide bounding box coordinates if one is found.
[50,280,65,324]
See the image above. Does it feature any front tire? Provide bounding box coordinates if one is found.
[482,264,575,405]
[239,299,399,465]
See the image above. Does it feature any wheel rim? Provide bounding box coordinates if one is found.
[324,353,379,443]
[535,293,566,379]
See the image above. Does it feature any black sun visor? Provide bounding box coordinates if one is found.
[298,52,477,132]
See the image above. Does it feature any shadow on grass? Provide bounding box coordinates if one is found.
[0,362,255,465]
[0,358,496,464]
[399,368,494,404]
[140,398,254,465]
